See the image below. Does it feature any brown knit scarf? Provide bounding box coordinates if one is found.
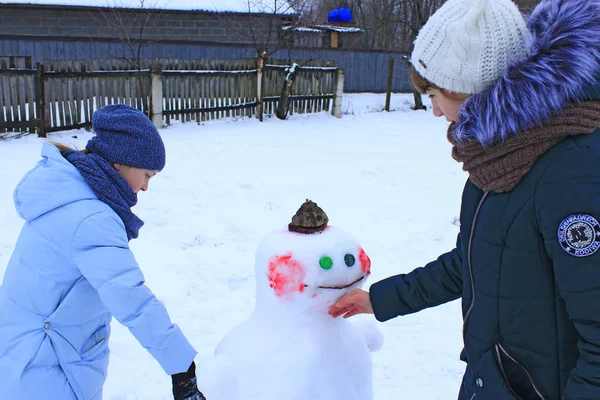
[449,101,600,193]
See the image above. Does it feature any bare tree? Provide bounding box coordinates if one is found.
[311,0,444,109]
[216,0,315,119]
[91,0,164,112]
[93,0,164,69]
[220,0,312,60]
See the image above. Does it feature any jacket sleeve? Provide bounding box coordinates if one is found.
[535,145,600,399]
[369,233,463,322]
[71,210,197,375]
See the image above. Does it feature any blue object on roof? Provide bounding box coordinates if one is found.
[328,8,352,23]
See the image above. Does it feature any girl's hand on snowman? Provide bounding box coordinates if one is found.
[172,362,207,400]
[328,288,374,318]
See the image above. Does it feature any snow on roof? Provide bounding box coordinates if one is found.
[282,24,364,34]
[0,0,297,14]
[313,25,363,33]
[281,25,323,33]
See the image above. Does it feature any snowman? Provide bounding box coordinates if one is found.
[199,200,383,400]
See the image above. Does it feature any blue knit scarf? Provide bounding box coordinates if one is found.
[64,151,144,241]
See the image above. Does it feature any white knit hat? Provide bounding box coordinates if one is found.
[411,0,532,95]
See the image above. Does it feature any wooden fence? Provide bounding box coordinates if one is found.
[0,56,41,134]
[0,56,342,137]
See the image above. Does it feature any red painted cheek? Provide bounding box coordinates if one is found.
[359,248,371,275]
[268,253,307,297]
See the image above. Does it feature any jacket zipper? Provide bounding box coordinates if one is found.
[462,191,489,338]
[496,343,546,400]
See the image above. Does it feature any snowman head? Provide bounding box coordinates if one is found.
[253,201,371,313]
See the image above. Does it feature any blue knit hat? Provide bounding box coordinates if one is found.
[87,104,166,171]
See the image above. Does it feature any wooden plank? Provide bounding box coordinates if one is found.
[168,75,174,122]
[47,73,55,129]
[179,75,185,122]
[233,62,239,118]
[212,63,218,120]
[58,60,67,127]
[167,75,173,122]
[312,72,318,113]
[173,74,178,122]
[181,75,187,123]
[184,75,190,123]
[212,60,218,120]
[65,75,73,127]
[193,72,199,122]
[131,74,137,110]
[75,61,89,124]
[112,67,118,105]
[91,60,99,112]
[175,75,181,122]
[226,63,232,118]
[27,65,38,137]
[193,74,199,122]
[74,70,81,125]
[171,75,176,122]
[101,59,109,107]
[215,73,220,120]
[240,61,246,118]
[53,74,61,129]
[68,60,77,125]
[97,60,104,110]
[0,74,7,132]
[81,70,90,129]
[208,72,214,121]
[232,63,237,118]
[200,72,205,122]
[212,74,217,121]
[219,67,224,119]
[89,60,96,112]
[17,73,26,131]
[124,75,130,107]
[164,75,170,126]
[29,67,37,131]
[5,72,14,127]
[71,61,79,125]
[133,75,138,109]
[47,71,55,129]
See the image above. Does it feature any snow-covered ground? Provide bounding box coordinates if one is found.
[0,93,468,399]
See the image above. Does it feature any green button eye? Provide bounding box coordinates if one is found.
[345,254,356,267]
[319,256,333,270]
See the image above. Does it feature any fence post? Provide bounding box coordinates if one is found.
[385,57,394,112]
[331,68,344,118]
[150,66,163,129]
[256,57,264,122]
[35,62,46,138]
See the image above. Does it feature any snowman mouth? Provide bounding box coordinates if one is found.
[317,275,365,290]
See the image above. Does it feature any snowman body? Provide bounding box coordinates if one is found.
[202,226,382,400]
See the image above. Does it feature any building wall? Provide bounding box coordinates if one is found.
[0,4,294,45]
[0,37,413,93]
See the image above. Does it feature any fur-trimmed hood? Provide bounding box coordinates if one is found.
[454,0,600,147]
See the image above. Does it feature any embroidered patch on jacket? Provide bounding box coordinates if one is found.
[557,214,600,257]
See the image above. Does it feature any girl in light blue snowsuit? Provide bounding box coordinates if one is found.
[0,104,205,400]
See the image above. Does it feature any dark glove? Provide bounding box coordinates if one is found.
[172,362,206,400]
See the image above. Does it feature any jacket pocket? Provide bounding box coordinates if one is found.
[472,348,520,399]
[80,325,109,359]
[494,343,547,400]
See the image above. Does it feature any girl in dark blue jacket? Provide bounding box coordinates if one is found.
[330,0,600,398]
